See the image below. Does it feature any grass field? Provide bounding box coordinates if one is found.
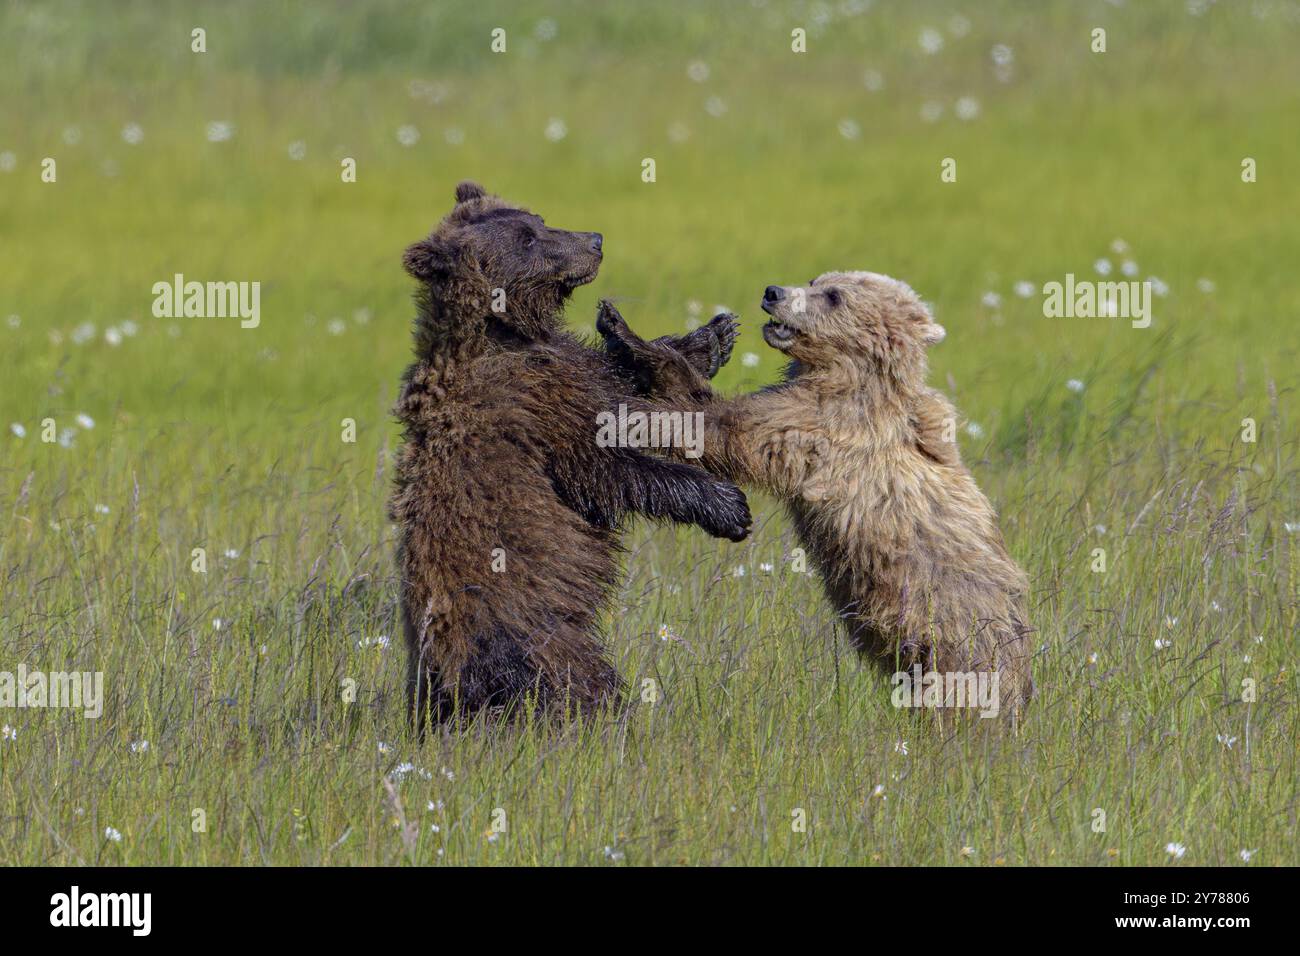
[1,0,1297,865]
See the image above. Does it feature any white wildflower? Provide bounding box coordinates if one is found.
[919,28,944,54]
[206,121,234,143]
[954,96,980,121]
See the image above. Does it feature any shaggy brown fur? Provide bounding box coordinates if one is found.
[390,182,751,727]
[599,272,1034,719]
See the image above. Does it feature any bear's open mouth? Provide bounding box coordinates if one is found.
[762,320,798,349]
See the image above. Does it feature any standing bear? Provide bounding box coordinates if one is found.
[598,272,1034,719]
[389,181,751,728]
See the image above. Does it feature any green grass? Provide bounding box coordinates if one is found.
[0,0,1297,865]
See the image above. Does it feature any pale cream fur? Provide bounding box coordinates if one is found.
[606,271,1034,717]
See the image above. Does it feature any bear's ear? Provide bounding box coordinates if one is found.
[454,180,487,204]
[921,322,947,346]
[403,235,458,281]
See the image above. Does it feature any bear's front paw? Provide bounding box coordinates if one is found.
[704,311,740,372]
[596,299,631,340]
[707,482,752,542]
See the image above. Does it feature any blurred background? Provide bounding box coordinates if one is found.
[2,0,1297,446]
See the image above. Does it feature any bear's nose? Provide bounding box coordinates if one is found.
[763,285,787,303]
[590,233,603,253]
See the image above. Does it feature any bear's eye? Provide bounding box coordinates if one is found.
[518,226,538,248]
[824,287,842,307]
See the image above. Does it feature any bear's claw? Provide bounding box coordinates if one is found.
[711,483,753,542]
[596,299,629,339]
[704,311,740,373]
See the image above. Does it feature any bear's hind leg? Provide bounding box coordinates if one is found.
[526,621,625,719]
[445,623,624,721]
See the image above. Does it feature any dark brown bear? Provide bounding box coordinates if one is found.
[390,181,750,728]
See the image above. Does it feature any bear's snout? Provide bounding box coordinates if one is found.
[761,285,788,315]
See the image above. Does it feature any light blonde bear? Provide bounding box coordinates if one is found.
[598,271,1034,720]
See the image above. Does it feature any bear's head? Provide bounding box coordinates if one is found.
[759,271,945,387]
[403,181,604,348]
